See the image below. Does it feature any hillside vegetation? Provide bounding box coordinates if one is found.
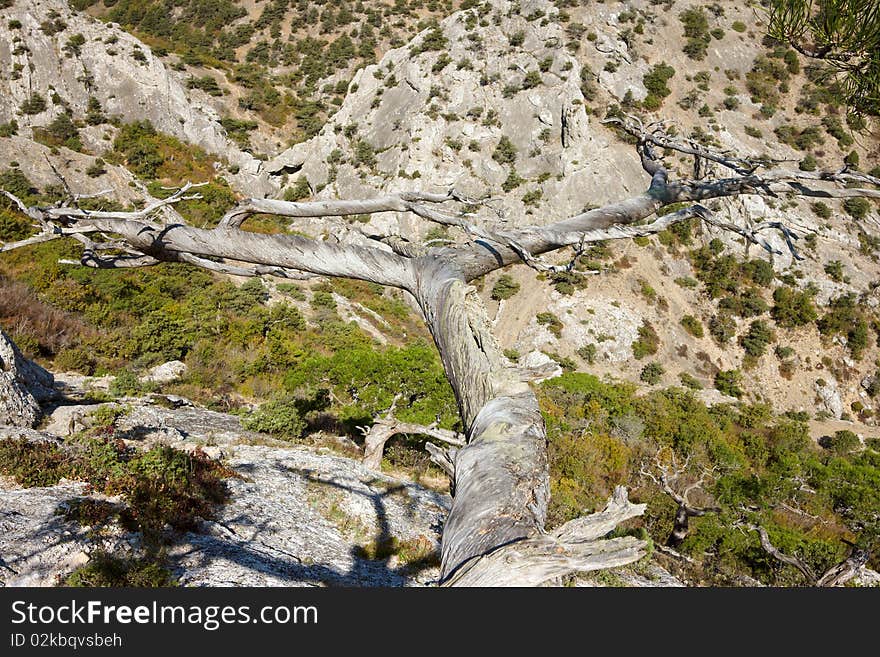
[0,0,879,586]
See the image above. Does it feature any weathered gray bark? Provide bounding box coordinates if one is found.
[361,416,463,471]
[413,261,554,579]
[3,121,878,585]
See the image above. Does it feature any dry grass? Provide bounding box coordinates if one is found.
[0,277,95,358]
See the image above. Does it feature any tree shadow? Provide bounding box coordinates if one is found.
[171,462,443,587]
[5,451,445,587]
[166,470,442,586]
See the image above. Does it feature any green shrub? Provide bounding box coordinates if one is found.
[86,96,107,126]
[811,201,831,219]
[739,320,775,357]
[86,158,107,178]
[64,33,87,56]
[820,430,860,455]
[681,314,704,338]
[642,62,675,109]
[818,293,870,359]
[64,552,176,587]
[537,312,563,338]
[2,433,232,549]
[578,343,597,364]
[522,189,543,207]
[0,119,18,137]
[632,320,660,359]
[819,113,851,144]
[799,155,817,171]
[502,168,525,192]
[492,135,517,164]
[491,274,520,300]
[34,112,83,151]
[844,197,871,220]
[0,438,69,487]
[715,369,743,398]
[109,370,149,397]
[354,139,376,168]
[680,8,710,60]
[640,362,665,385]
[709,313,736,345]
[20,93,47,115]
[284,176,311,202]
[771,286,817,327]
[824,260,845,282]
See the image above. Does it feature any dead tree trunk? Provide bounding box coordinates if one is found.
[640,450,720,549]
[3,117,878,585]
[753,526,870,587]
[359,396,464,471]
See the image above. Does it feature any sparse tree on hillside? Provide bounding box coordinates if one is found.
[766,0,880,115]
[2,114,879,586]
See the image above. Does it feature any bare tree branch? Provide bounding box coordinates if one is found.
[752,524,818,584]
[360,416,465,470]
[641,449,720,548]
[442,486,647,586]
[217,190,458,229]
[751,524,872,587]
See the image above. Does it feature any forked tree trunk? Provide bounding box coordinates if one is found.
[413,261,648,584]
[7,116,875,585]
[415,261,550,580]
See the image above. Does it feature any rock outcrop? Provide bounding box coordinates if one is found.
[140,360,188,385]
[267,0,641,235]
[0,0,274,195]
[0,399,449,587]
[0,329,54,427]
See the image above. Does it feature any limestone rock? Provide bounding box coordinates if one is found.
[141,360,188,384]
[0,0,274,196]
[0,329,54,427]
[0,481,97,587]
[518,350,562,382]
[0,400,450,587]
[173,445,449,587]
[815,377,844,419]
[266,0,646,239]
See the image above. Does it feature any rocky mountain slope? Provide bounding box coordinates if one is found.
[1,0,879,587]
[0,391,450,587]
[266,0,880,426]
[0,0,274,194]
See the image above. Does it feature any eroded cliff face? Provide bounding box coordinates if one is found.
[0,328,54,427]
[267,0,639,234]
[0,0,274,195]
[260,0,880,420]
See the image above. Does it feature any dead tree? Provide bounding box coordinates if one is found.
[358,394,465,471]
[640,449,720,548]
[2,115,879,586]
[752,526,871,587]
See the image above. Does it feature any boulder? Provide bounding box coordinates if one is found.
[141,360,188,384]
[0,329,54,427]
[815,377,844,419]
